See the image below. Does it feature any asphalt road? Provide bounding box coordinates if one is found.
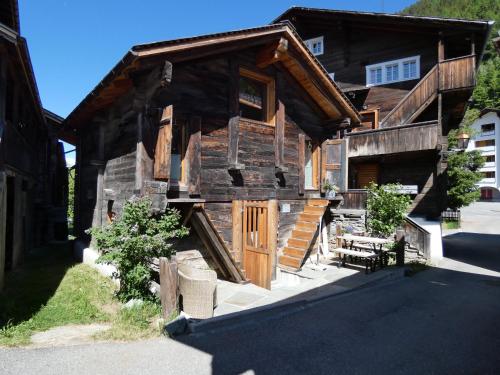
[1,203,499,375]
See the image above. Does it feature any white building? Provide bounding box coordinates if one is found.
[466,108,500,200]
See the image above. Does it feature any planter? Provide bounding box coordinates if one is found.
[325,190,336,199]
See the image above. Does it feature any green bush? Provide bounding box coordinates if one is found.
[89,197,188,302]
[366,183,412,238]
[447,150,485,210]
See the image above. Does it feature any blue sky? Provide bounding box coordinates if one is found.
[19,0,415,164]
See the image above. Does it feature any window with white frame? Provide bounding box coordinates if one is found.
[305,36,324,56]
[366,56,420,86]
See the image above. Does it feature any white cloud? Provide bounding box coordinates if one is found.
[66,157,76,168]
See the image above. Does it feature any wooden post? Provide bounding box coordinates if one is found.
[159,256,178,319]
[228,116,244,170]
[395,229,405,266]
[274,100,287,172]
[438,34,445,62]
[154,105,173,180]
[231,200,243,264]
[298,133,305,195]
[187,116,201,195]
[336,223,343,248]
[267,199,278,284]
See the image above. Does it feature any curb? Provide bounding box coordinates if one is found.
[185,267,407,336]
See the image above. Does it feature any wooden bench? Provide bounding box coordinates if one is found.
[334,248,379,274]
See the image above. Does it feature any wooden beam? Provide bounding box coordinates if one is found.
[256,37,288,69]
[154,105,173,180]
[190,207,246,283]
[274,100,288,173]
[187,116,201,196]
[438,34,445,62]
[228,116,244,170]
[160,60,173,87]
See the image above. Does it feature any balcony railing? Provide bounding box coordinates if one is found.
[439,55,476,91]
[381,55,476,128]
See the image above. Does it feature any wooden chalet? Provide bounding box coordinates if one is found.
[0,0,68,290]
[64,23,362,288]
[274,8,494,216]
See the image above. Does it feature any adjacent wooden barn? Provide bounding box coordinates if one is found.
[64,23,361,288]
[0,0,68,290]
[274,8,493,216]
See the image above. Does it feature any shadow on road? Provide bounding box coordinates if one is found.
[175,263,500,375]
[443,232,500,273]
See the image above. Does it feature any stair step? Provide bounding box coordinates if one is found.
[283,247,307,258]
[295,221,317,231]
[279,255,302,269]
[288,238,309,249]
[291,229,315,240]
[298,213,322,222]
[304,206,325,214]
[307,199,329,207]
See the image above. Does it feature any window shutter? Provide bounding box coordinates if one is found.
[298,133,305,195]
[321,139,348,192]
[187,116,201,196]
[154,105,173,181]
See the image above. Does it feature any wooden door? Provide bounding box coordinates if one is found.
[321,139,348,192]
[243,200,274,289]
[356,163,379,189]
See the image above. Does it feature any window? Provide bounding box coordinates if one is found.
[304,141,320,190]
[239,68,275,125]
[304,36,324,56]
[476,139,495,147]
[386,64,399,82]
[483,171,495,179]
[369,67,382,85]
[365,56,420,86]
[481,123,495,136]
[403,60,418,79]
[485,155,495,163]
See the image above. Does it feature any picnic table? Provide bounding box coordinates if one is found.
[336,234,392,273]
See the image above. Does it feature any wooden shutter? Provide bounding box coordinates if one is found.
[321,139,348,192]
[298,133,305,195]
[154,105,173,181]
[187,116,201,195]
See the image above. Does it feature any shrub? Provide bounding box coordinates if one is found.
[89,197,188,302]
[366,183,412,238]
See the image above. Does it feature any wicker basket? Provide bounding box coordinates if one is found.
[178,263,217,319]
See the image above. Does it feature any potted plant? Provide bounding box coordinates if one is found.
[323,179,339,199]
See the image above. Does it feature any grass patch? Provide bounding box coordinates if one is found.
[406,261,429,277]
[0,243,163,347]
[442,220,460,230]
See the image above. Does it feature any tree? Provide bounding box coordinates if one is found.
[366,183,412,238]
[446,150,485,210]
[89,197,188,302]
[67,168,75,223]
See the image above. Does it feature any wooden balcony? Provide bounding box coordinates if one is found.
[347,121,439,158]
[381,55,476,128]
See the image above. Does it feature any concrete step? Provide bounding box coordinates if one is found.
[278,255,302,269]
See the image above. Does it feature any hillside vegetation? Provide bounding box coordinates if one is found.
[401,0,499,118]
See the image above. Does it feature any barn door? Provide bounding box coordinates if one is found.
[321,139,348,192]
[242,200,276,289]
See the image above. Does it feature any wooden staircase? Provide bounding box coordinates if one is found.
[278,199,329,270]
